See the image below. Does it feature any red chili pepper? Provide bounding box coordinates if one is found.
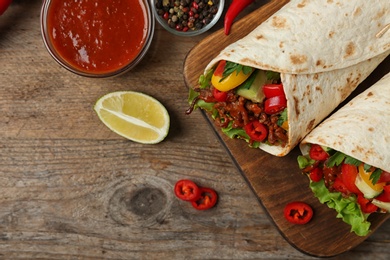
[0,0,12,15]
[264,95,287,115]
[174,179,201,201]
[244,120,268,142]
[284,201,313,225]
[357,194,378,213]
[263,84,285,99]
[212,87,228,102]
[224,0,254,35]
[191,187,218,210]
[309,144,329,161]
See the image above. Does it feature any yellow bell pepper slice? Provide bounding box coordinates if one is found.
[211,60,253,92]
[358,164,385,192]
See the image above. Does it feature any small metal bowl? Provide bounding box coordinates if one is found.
[151,0,224,37]
[40,0,155,78]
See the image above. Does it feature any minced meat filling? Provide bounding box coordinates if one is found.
[190,87,288,147]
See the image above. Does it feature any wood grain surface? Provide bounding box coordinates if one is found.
[0,0,389,259]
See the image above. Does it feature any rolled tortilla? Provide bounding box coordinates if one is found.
[298,72,390,236]
[203,0,390,156]
[300,72,390,173]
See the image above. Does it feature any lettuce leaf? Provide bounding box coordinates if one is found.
[310,179,371,236]
[297,155,315,169]
[221,122,260,148]
[188,88,215,112]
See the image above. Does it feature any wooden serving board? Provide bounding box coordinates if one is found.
[183,0,390,257]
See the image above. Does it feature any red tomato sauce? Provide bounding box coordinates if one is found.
[47,0,148,74]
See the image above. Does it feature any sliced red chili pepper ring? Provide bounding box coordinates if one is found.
[191,187,218,210]
[262,83,285,98]
[284,201,313,225]
[264,95,287,115]
[244,120,268,142]
[174,179,201,202]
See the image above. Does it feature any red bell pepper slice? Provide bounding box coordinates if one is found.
[212,87,228,102]
[174,179,201,202]
[375,185,390,202]
[309,167,323,182]
[264,95,287,115]
[378,171,390,183]
[213,60,226,77]
[284,201,313,225]
[341,163,362,195]
[357,194,378,213]
[191,187,218,210]
[244,120,268,142]
[309,144,329,161]
[332,177,350,195]
[263,84,285,99]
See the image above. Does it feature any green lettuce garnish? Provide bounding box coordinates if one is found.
[188,88,215,112]
[221,121,260,148]
[310,179,371,236]
[199,69,213,89]
[277,108,288,127]
[297,155,315,169]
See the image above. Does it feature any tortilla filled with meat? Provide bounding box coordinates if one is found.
[298,72,390,236]
[186,0,390,156]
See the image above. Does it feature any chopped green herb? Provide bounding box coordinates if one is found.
[239,70,258,90]
[364,163,372,172]
[326,151,345,167]
[221,61,252,82]
[344,156,361,166]
[266,71,281,81]
[369,168,383,185]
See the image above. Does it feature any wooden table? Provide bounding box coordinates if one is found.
[1,1,389,259]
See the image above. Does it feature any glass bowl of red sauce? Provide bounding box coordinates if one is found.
[152,0,224,37]
[40,0,155,78]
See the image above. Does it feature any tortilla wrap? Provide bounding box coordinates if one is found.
[204,0,390,156]
[300,72,390,173]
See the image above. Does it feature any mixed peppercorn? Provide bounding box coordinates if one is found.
[155,0,220,32]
